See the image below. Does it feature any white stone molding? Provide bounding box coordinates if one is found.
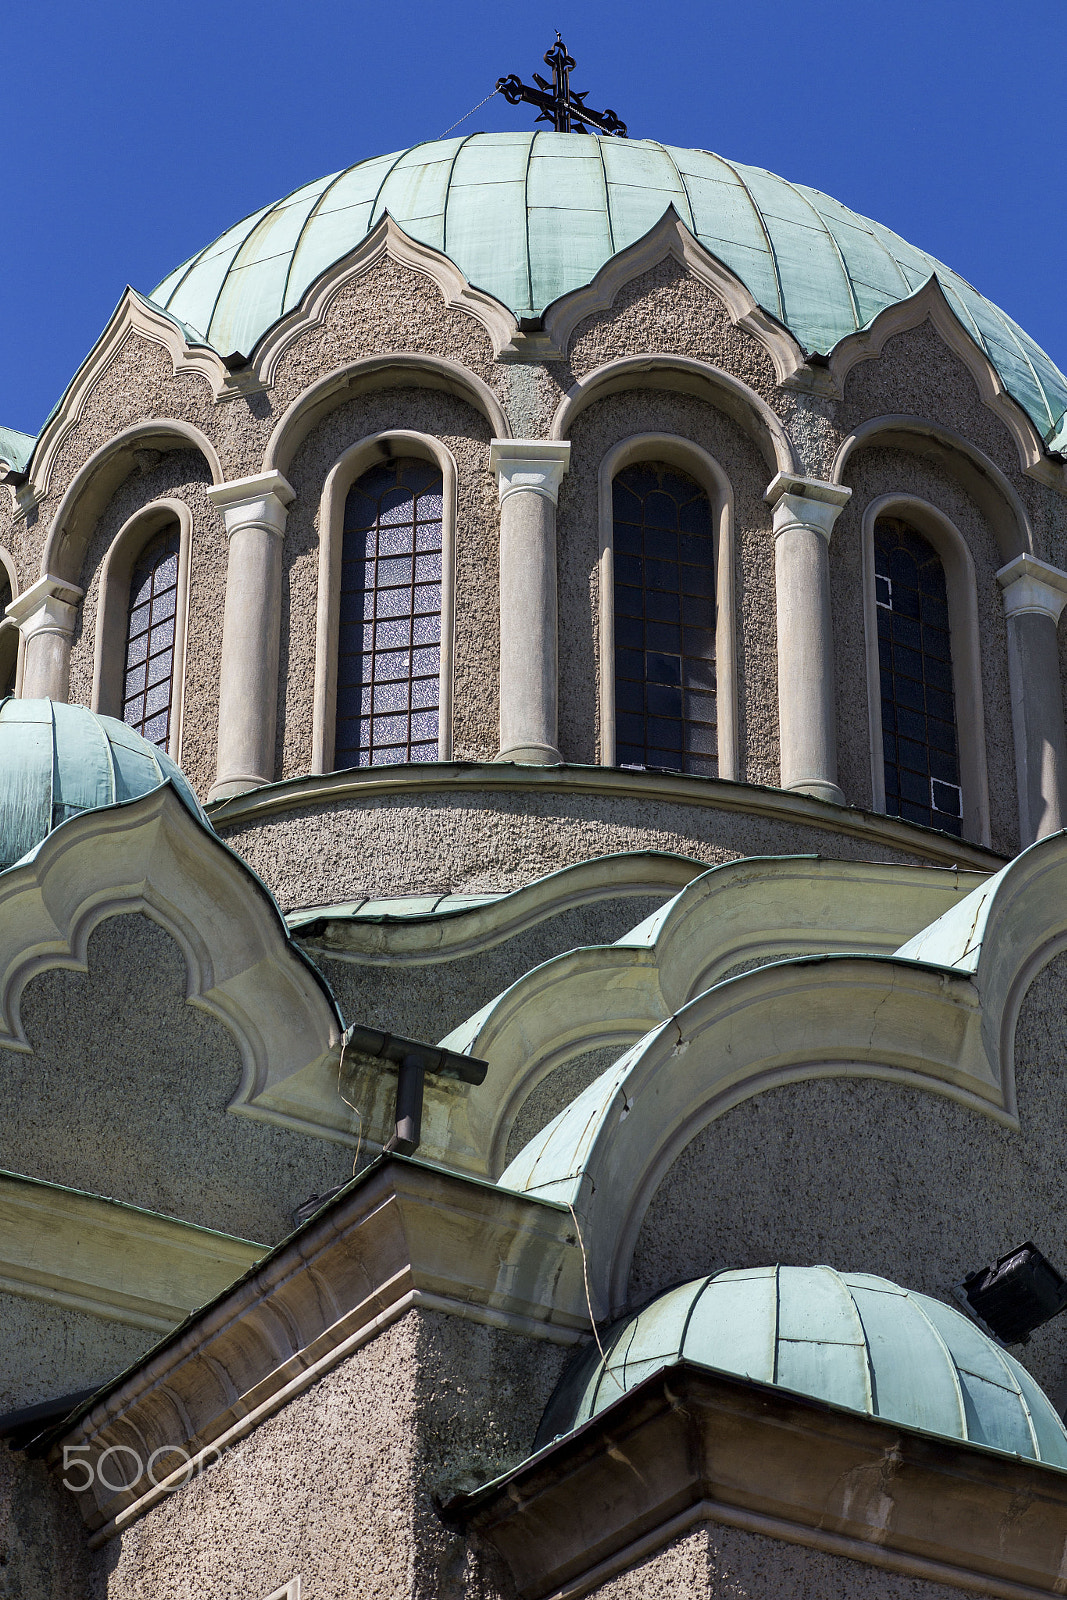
[5,572,85,701]
[19,293,232,513]
[860,494,991,847]
[312,432,458,774]
[490,440,572,764]
[207,472,296,803]
[765,472,852,806]
[0,785,342,1128]
[253,213,521,383]
[47,1161,588,1545]
[550,354,798,479]
[826,277,1067,491]
[91,499,193,765]
[262,350,510,479]
[261,1585,300,1600]
[997,554,1067,845]
[0,545,22,696]
[596,435,738,781]
[0,1170,266,1333]
[540,207,808,385]
[831,414,1034,562]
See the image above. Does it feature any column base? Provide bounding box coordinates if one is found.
[207,774,271,804]
[785,778,846,807]
[496,743,563,766]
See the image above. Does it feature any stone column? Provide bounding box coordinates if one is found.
[764,472,852,805]
[207,472,295,802]
[6,575,85,701]
[997,554,1067,845]
[489,440,571,764]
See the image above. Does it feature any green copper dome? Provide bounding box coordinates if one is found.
[536,1265,1067,1467]
[0,698,205,871]
[151,132,1067,453]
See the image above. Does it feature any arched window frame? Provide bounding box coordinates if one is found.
[597,434,738,781]
[313,430,457,774]
[0,546,22,696]
[861,493,990,845]
[92,498,192,762]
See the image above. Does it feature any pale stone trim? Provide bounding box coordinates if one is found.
[997,556,1067,846]
[0,545,23,695]
[827,277,1067,492]
[253,213,521,382]
[20,296,231,513]
[261,1584,300,1600]
[0,786,342,1127]
[46,1162,588,1544]
[490,440,571,763]
[206,763,1003,872]
[5,573,85,701]
[861,494,991,847]
[0,1171,265,1333]
[998,552,1067,620]
[540,207,807,385]
[832,414,1034,562]
[92,499,192,765]
[313,431,458,772]
[549,354,798,478]
[262,351,510,479]
[596,435,738,780]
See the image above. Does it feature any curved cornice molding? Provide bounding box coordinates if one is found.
[543,208,807,386]
[549,354,799,477]
[827,278,1067,492]
[0,785,342,1132]
[262,351,511,477]
[832,414,1034,561]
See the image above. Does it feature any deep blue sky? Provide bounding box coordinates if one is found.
[1,0,1062,437]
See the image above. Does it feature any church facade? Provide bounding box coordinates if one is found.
[3,122,1067,1598]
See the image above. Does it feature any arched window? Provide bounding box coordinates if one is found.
[611,462,716,775]
[0,570,15,696]
[122,524,181,747]
[335,457,443,768]
[874,517,962,835]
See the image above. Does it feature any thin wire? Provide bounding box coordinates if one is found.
[438,87,501,140]
[568,1202,624,1391]
[336,1033,364,1176]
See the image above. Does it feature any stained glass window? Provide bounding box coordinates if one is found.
[874,517,962,835]
[612,462,716,775]
[335,457,443,768]
[123,525,181,748]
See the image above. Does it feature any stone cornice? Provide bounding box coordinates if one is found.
[451,1361,1067,1600]
[0,1170,265,1333]
[207,764,1004,874]
[43,1158,587,1545]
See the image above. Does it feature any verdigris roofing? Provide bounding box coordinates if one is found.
[150,132,1067,453]
[0,425,35,473]
[0,698,205,871]
[537,1265,1067,1467]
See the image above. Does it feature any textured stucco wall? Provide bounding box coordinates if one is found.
[0,1451,89,1600]
[90,1308,564,1600]
[506,1045,623,1168]
[0,912,351,1243]
[629,947,1067,1404]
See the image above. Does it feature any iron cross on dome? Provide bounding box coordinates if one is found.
[497,34,628,137]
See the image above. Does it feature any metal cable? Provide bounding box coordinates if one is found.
[437,86,501,140]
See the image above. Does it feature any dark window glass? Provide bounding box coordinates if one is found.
[123,525,181,749]
[874,518,962,836]
[336,457,442,769]
[612,463,716,776]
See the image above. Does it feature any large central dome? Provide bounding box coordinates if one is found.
[150,132,1067,452]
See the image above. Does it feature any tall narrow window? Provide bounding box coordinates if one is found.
[0,573,14,697]
[123,524,181,747]
[336,457,442,768]
[612,462,716,775]
[875,517,962,834]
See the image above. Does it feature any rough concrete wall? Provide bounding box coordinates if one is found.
[586,1521,965,1599]
[0,1295,150,1415]
[217,790,934,910]
[506,1046,623,1168]
[279,387,498,777]
[90,1309,563,1600]
[556,388,776,782]
[0,1451,89,1600]
[0,913,351,1244]
[306,894,664,1040]
[831,447,1018,854]
[629,947,1067,1405]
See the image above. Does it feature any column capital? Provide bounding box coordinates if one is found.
[996,554,1067,623]
[489,440,571,506]
[207,472,295,537]
[765,472,852,543]
[5,573,84,633]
